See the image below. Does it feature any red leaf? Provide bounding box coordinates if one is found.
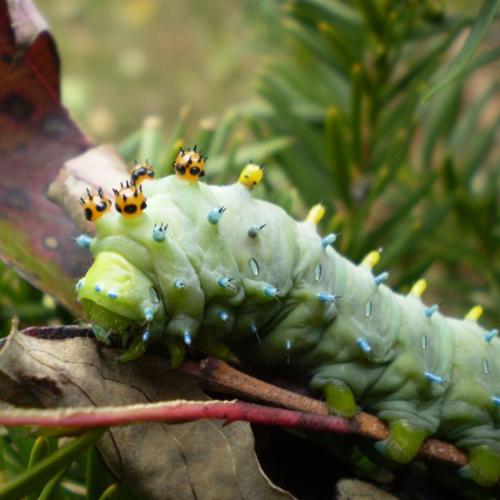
[0,0,93,314]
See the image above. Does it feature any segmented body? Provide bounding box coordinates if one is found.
[76,157,500,486]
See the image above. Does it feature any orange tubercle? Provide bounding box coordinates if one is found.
[173,146,206,182]
[130,160,155,186]
[113,182,147,218]
[80,187,112,222]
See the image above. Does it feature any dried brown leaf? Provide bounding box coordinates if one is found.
[0,326,292,500]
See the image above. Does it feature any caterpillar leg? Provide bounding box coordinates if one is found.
[195,333,237,363]
[374,420,428,464]
[458,445,500,487]
[164,337,186,369]
[119,337,146,362]
[324,380,357,418]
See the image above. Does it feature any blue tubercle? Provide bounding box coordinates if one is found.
[424,304,439,318]
[153,223,167,242]
[357,337,372,353]
[374,272,389,286]
[144,307,154,322]
[76,234,93,249]
[248,224,266,238]
[264,286,278,298]
[425,371,444,384]
[321,233,337,248]
[94,284,102,293]
[492,396,500,407]
[208,206,226,225]
[218,310,229,322]
[250,323,261,343]
[285,339,292,351]
[485,329,498,343]
[218,277,232,288]
[183,331,192,346]
[317,292,336,303]
[142,330,151,342]
[107,291,118,299]
[173,279,185,289]
[76,279,84,290]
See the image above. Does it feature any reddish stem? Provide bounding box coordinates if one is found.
[0,400,353,434]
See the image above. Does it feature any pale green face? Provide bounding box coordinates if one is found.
[77,251,164,337]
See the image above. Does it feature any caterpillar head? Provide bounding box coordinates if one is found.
[173,146,206,182]
[113,182,147,218]
[130,160,155,186]
[76,251,164,337]
[80,187,112,222]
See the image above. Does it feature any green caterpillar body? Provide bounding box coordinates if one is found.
[76,162,500,487]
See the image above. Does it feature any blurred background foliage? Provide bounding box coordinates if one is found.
[38,0,269,141]
[0,0,499,497]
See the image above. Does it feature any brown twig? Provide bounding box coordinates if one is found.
[184,357,468,467]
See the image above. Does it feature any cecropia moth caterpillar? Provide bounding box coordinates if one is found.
[75,150,500,487]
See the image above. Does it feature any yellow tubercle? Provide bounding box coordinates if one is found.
[238,163,264,190]
[409,279,427,298]
[305,204,326,225]
[361,250,381,269]
[465,305,484,322]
